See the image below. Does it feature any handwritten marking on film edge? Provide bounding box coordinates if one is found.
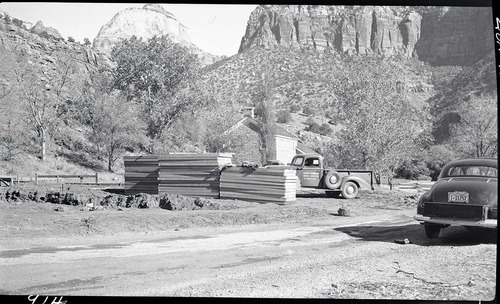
[496,17,500,70]
[27,295,66,304]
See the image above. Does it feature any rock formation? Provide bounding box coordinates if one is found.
[0,15,102,81]
[239,5,493,65]
[93,4,220,65]
[30,20,63,40]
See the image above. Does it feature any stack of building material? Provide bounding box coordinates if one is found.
[219,166,297,204]
[124,155,159,195]
[158,153,233,198]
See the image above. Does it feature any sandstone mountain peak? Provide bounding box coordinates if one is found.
[142,3,174,18]
[93,4,219,65]
[93,5,191,56]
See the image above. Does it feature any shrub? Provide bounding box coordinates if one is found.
[319,123,332,136]
[303,106,313,116]
[276,110,292,123]
[38,31,51,39]
[425,145,456,181]
[289,104,301,113]
[12,18,23,28]
[68,36,75,43]
[83,38,91,46]
[395,159,430,180]
[306,122,321,133]
[305,115,315,125]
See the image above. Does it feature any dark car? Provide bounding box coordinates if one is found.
[414,158,497,238]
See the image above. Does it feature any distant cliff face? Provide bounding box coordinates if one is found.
[93,4,220,65]
[239,5,492,66]
[414,7,493,66]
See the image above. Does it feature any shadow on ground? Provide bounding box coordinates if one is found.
[296,192,356,199]
[102,188,126,195]
[334,224,497,246]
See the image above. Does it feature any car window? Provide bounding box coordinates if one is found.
[292,157,304,166]
[447,165,497,177]
[304,158,320,167]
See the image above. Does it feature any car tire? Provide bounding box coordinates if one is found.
[324,171,341,189]
[325,191,341,198]
[424,224,441,239]
[341,181,359,199]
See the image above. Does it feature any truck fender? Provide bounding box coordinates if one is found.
[340,176,371,191]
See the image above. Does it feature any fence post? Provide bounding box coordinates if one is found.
[57,175,59,184]
[80,176,83,185]
[35,173,38,185]
[95,172,98,185]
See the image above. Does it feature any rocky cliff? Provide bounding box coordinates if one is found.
[93,4,220,66]
[239,5,493,66]
[0,17,102,69]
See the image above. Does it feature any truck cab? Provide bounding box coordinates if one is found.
[288,154,374,199]
[290,154,325,188]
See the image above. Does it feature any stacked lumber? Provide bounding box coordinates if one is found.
[220,167,297,204]
[158,153,233,198]
[124,155,159,195]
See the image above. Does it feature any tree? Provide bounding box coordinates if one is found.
[200,107,247,153]
[80,68,147,171]
[328,63,430,186]
[253,65,277,164]
[13,53,81,161]
[67,36,75,43]
[448,94,497,158]
[111,35,201,152]
[91,91,147,171]
[83,38,91,46]
[0,46,31,161]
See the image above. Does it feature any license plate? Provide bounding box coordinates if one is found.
[448,191,469,203]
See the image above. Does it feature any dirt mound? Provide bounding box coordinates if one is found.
[159,194,227,211]
[0,187,236,211]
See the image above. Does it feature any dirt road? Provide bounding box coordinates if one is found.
[0,189,496,300]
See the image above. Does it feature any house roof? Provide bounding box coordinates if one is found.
[223,116,299,140]
[296,142,319,155]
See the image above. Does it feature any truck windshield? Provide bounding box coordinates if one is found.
[292,157,304,166]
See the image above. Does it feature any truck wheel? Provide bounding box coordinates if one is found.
[341,181,359,199]
[424,224,441,239]
[325,191,341,198]
[324,171,341,189]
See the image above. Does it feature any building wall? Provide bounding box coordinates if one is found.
[275,135,297,164]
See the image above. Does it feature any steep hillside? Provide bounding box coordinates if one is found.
[428,51,498,143]
[198,46,436,148]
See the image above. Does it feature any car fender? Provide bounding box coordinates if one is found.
[340,176,371,190]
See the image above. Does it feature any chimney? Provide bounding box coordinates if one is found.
[242,106,255,118]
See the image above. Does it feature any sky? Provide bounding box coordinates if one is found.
[0,2,258,56]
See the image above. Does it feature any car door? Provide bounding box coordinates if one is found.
[299,157,323,188]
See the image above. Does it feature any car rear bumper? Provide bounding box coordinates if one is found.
[414,214,497,228]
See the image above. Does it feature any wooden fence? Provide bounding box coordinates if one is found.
[35,173,99,185]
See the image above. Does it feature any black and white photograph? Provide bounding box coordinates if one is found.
[0,0,497,301]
